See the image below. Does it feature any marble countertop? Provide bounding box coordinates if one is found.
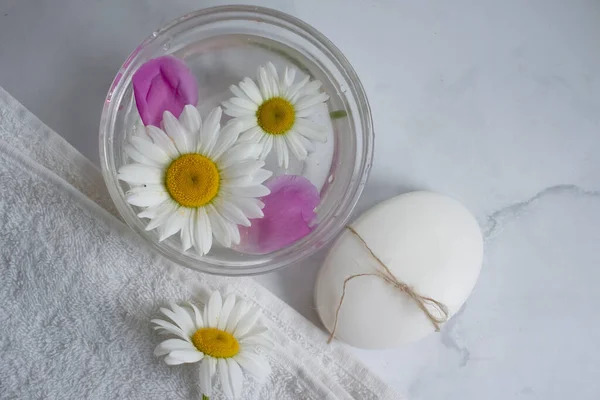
[1,0,599,398]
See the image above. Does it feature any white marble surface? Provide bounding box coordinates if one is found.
[1,0,599,398]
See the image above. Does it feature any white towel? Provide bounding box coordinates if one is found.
[0,87,402,400]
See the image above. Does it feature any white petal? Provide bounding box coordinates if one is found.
[154,338,196,356]
[222,359,244,399]
[187,211,196,249]
[266,62,281,97]
[161,302,196,336]
[214,199,251,227]
[225,300,249,333]
[151,318,191,342]
[294,119,327,142]
[145,202,179,231]
[274,136,289,168]
[218,359,233,399]
[282,66,296,94]
[218,143,263,169]
[221,176,255,188]
[295,116,327,131]
[197,106,222,155]
[127,184,165,194]
[222,101,255,118]
[168,350,204,364]
[180,208,193,251]
[293,130,316,152]
[258,135,273,160]
[146,126,179,158]
[118,164,163,185]
[238,126,264,144]
[239,334,271,348]
[124,144,162,167]
[235,351,271,381]
[162,111,191,154]
[285,75,309,102]
[229,96,259,112]
[207,204,233,247]
[236,116,260,133]
[239,77,263,105]
[258,66,272,99]
[295,92,329,111]
[126,190,169,207]
[233,307,261,337]
[156,223,169,240]
[130,136,171,165]
[190,216,198,250]
[204,107,223,136]
[250,169,273,184]
[194,207,213,256]
[199,359,213,397]
[133,121,152,141]
[238,325,268,340]
[300,80,323,95]
[179,104,202,135]
[188,302,204,329]
[138,199,176,220]
[224,184,270,199]
[158,207,187,241]
[229,84,251,102]
[208,121,242,160]
[226,219,241,245]
[221,160,265,179]
[266,62,279,80]
[229,197,264,219]
[208,356,217,376]
[296,104,325,118]
[284,131,309,161]
[217,294,237,331]
[164,355,185,365]
[204,291,223,328]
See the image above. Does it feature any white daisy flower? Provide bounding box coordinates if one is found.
[222,62,329,169]
[153,291,272,399]
[118,105,271,255]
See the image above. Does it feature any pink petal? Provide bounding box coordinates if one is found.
[238,175,320,254]
[132,56,199,127]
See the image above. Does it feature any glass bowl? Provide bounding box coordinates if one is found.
[99,5,373,276]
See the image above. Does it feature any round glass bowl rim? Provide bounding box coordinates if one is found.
[99,5,374,276]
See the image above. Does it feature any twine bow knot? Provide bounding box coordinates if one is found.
[327,226,450,344]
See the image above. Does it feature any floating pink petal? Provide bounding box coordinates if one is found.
[238,175,320,254]
[132,56,198,127]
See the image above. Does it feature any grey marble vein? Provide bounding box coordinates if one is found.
[484,184,600,239]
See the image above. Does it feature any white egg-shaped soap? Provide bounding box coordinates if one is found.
[314,191,483,348]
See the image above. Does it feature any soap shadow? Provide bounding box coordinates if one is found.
[257,250,327,327]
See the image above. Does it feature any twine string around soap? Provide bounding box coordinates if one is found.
[327,226,450,344]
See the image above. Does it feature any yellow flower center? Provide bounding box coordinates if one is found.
[256,97,295,135]
[191,328,240,358]
[165,154,220,208]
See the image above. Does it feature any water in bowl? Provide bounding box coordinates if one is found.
[118,34,351,261]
